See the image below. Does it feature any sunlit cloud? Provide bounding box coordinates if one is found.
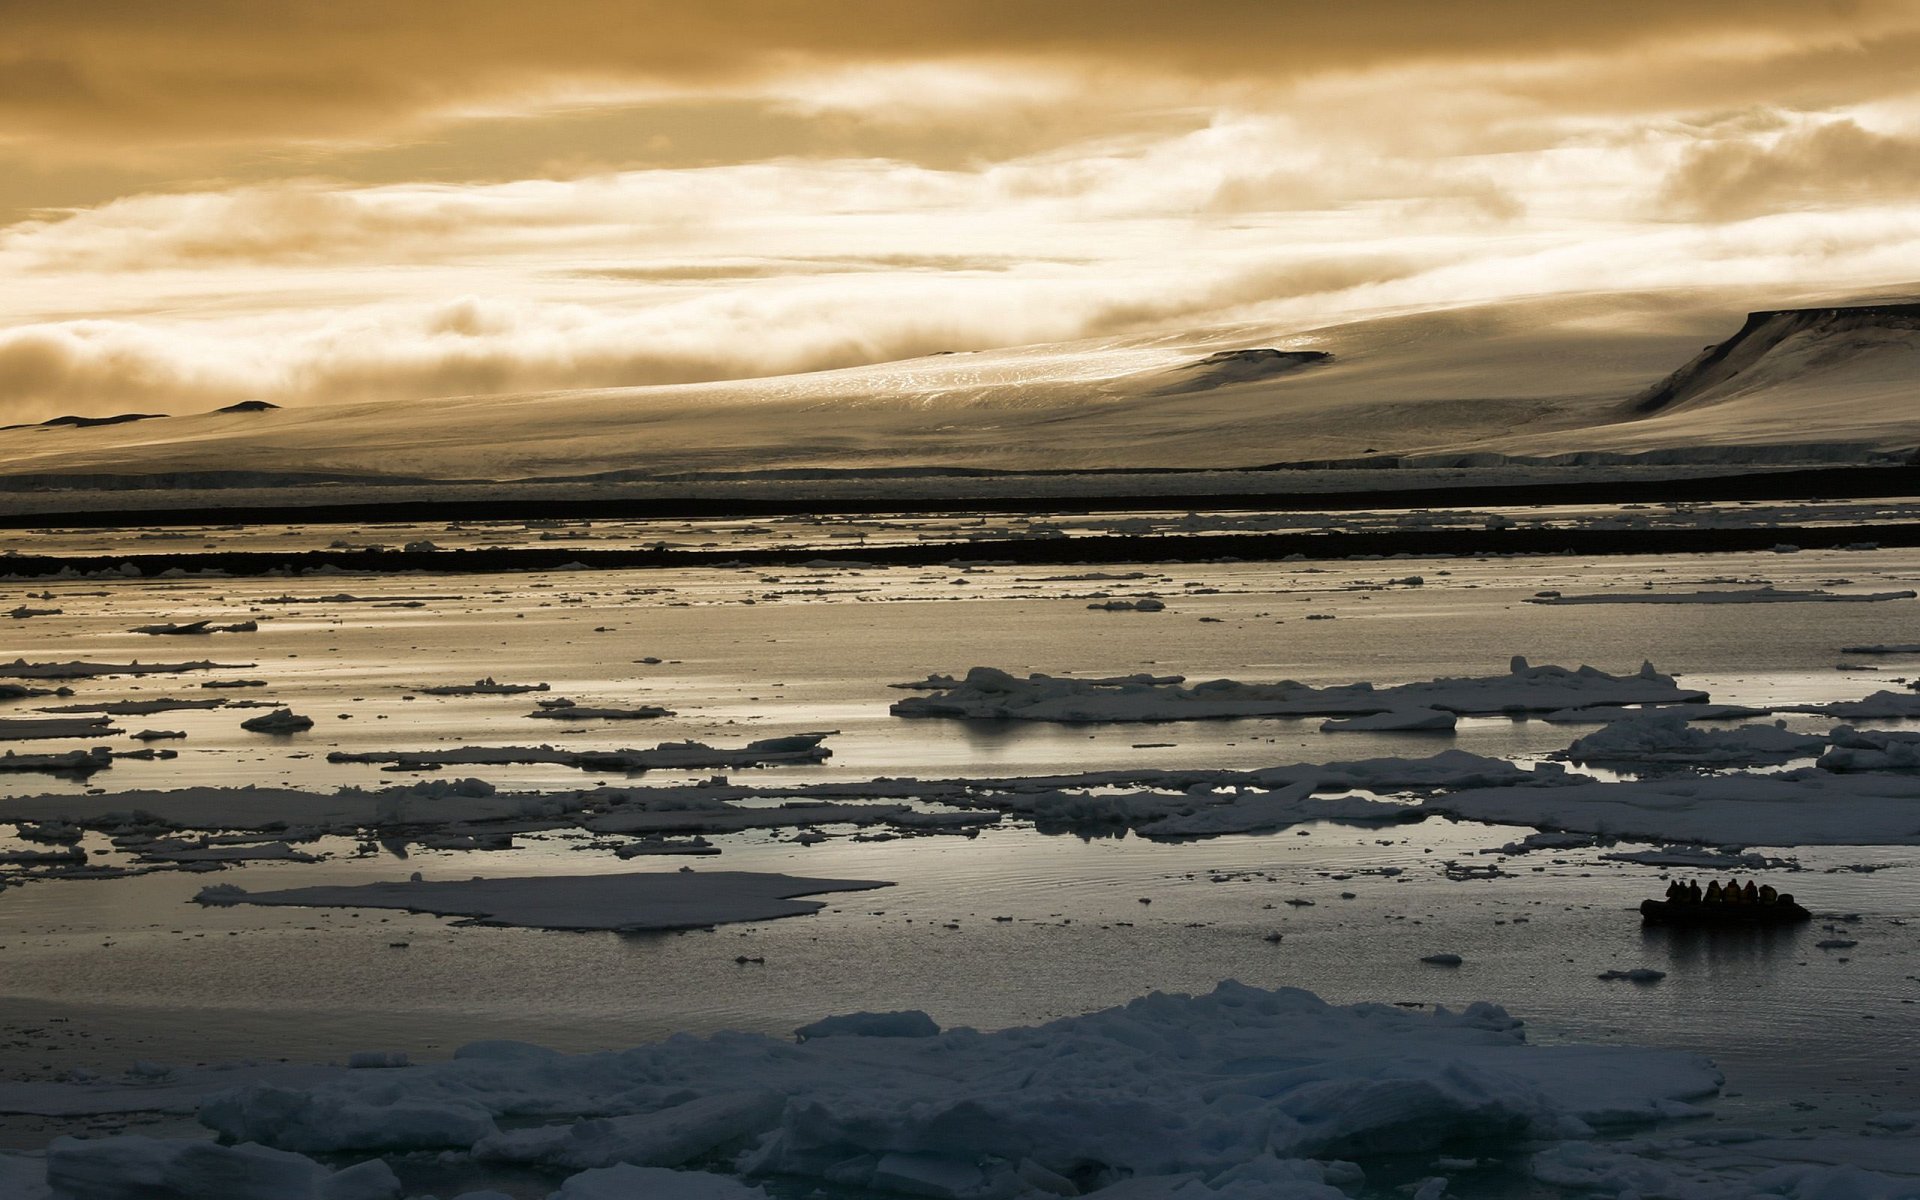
[1,1,1917,421]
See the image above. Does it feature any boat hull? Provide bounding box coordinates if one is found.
[1640,898,1810,925]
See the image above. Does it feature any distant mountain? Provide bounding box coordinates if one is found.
[0,288,1912,487]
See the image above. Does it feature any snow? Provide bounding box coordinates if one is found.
[194,869,893,931]
[1424,769,1920,847]
[892,659,1706,723]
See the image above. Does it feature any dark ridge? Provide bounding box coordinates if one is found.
[1634,302,1920,415]
[5,519,1920,579]
[1156,348,1333,395]
[215,400,280,414]
[3,461,1920,531]
[1,413,165,432]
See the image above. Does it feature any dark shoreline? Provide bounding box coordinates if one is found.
[2,462,1917,531]
[6,519,1917,578]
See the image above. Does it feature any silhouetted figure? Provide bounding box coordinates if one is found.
[1723,878,1745,904]
[1705,881,1723,903]
[1742,880,1758,903]
[1759,884,1778,904]
[1666,880,1684,901]
[1687,880,1702,903]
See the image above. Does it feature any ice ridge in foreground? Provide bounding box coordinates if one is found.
[3,983,1724,1200]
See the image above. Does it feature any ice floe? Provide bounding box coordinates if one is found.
[1319,709,1456,733]
[420,678,552,696]
[0,715,121,740]
[1558,713,1825,766]
[195,869,891,932]
[891,659,1705,722]
[240,708,314,733]
[130,619,259,635]
[1530,586,1917,605]
[326,734,831,774]
[1424,769,1920,847]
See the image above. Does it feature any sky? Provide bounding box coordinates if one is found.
[3,0,1920,420]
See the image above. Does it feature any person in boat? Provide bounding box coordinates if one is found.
[1743,880,1759,903]
[1760,884,1778,904]
[1687,880,1702,902]
[1705,880,1723,902]
[1666,880,1685,901]
[1724,878,1746,903]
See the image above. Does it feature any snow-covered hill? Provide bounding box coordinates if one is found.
[0,288,1914,486]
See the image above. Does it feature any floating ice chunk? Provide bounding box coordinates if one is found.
[1087,598,1166,612]
[526,705,674,721]
[892,661,1706,723]
[1560,713,1824,766]
[131,620,258,635]
[44,1134,399,1200]
[1496,831,1596,855]
[0,715,120,740]
[240,708,314,734]
[1421,953,1463,966]
[198,1084,500,1155]
[1541,702,1771,724]
[44,697,228,716]
[0,747,113,776]
[585,802,906,836]
[1600,847,1783,870]
[193,870,892,932]
[1133,784,1408,838]
[1320,709,1456,733]
[0,659,249,679]
[1819,725,1920,770]
[1792,691,1920,719]
[329,734,830,773]
[419,678,550,696]
[476,1092,786,1171]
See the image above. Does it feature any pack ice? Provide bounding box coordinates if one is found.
[1,983,1724,1199]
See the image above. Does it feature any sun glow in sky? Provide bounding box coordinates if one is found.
[4,0,1920,420]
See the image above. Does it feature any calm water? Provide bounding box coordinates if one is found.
[1,543,1917,1159]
